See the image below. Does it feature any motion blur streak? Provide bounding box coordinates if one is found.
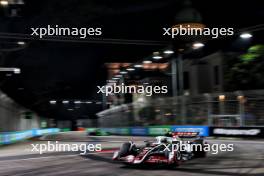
[0,133,263,176]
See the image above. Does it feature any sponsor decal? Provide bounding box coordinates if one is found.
[148,126,171,136]
[213,128,260,136]
[210,127,264,137]
[131,127,148,136]
[171,126,209,136]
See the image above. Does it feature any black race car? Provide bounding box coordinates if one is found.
[113,132,206,166]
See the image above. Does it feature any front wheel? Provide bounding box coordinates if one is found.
[119,142,137,157]
[166,150,182,167]
[113,142,132,160]
[174,151,182,166]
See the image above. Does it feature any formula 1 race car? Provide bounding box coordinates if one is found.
[112,132,206,166]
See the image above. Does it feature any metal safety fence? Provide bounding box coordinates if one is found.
[97,90,264,127]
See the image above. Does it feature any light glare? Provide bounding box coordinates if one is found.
[50,100,56,104]
[62,100,69,104]
[152,56,162,60]
[14,68,21,74]
[134,64,143,68]
[240,33,252,39]
[120,71,128,74]
[17,41,25,45]
[143,60,152,64]
[163,50,174,54]
[0,0,8,6]
[126,68,135,71]
[192,42,204,49]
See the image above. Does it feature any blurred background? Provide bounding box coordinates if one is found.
[0,0,264,136]
[0,1,264,176]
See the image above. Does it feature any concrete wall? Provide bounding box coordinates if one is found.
[0,90,41,132]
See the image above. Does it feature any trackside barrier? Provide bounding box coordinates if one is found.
[86,126,264,138]
[61,128,71,132]
[0,128,60,145]
[86,126,209,137]
[210,127,264,138]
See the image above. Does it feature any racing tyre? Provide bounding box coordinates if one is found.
[119,142,132,157]
[165,150,182,167]
[174,151,182,166]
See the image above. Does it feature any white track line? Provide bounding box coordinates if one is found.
[0,154,78,162]
[0,150,114,162]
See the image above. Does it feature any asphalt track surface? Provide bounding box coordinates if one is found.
[0,133,264,176]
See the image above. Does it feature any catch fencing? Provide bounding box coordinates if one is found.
[97,90,264,127]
